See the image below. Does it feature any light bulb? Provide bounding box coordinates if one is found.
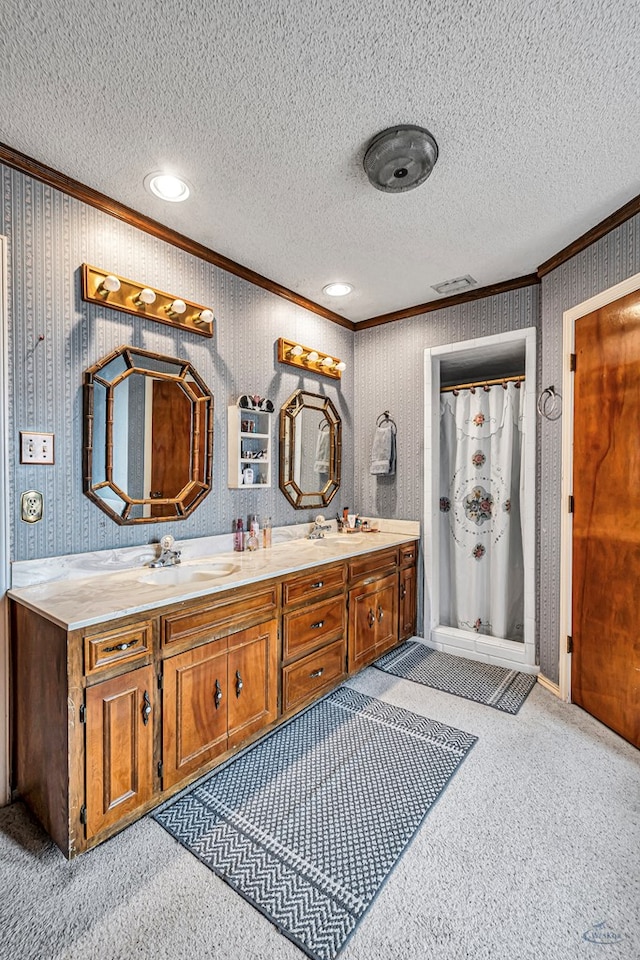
[98,274,121,295]
[144,172,190,202]
[323,282,353,297]
[290,344,304,357]
[335,361,346,372]
[134,287,156,306]
[166,299,187,316]
[306,351,319,363]
[196,308,214,327]
[321,357,334,367]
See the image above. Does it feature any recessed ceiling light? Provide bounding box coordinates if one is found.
[144,172,191,202]
[323,282,353,297]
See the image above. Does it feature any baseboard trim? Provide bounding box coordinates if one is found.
[537,673,562,698]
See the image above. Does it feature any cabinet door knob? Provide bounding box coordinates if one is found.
[400,584,407,599]
[214,679,223,710]
[142,690,151,725]
[368,609,375,628]
[235,670,244,698]
[377,605,384,622]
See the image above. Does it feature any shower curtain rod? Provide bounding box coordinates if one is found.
[440,374,525,393]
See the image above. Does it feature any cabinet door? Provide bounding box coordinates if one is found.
[85,664,155,840]
[162,639,229,790]
[399,564,417,641]
[228,621,277,748]
[372,573,399,656]
[349,573,399,671]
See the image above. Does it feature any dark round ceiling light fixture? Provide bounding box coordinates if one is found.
[363,125,439,193]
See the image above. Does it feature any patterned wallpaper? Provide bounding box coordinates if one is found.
[3,157,638,684]
[1,164,354,560]
[538,211,640,683]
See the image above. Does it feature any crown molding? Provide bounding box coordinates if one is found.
[0,142,355,331]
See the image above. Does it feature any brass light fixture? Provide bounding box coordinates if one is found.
[277,338,346,379]
[81,264,214,338]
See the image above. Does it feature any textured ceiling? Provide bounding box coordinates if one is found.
[1,0,639,322]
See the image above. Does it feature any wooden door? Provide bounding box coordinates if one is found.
[150,380,192,517]
[572,289,640,747]
[227,621,278,748]
[162,639,229,789]
[85,664,155,839]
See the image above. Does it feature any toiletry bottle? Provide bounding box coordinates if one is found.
[262,517,272,548]
[234,518,244,552]
[248,513,260,538]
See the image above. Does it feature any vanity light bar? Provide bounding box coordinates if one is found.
[277,338,345,380]
[81,264,214,338]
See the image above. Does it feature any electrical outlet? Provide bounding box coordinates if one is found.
[20,431,55,464]
[21,490,43,523]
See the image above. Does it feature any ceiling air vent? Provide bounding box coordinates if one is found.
[431,275,477,296]
[363,125,438,193]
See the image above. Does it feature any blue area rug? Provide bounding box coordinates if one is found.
[154,685,476,960]
[374,641,537,714]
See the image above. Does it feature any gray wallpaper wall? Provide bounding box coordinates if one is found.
[538,211,640,683]
[1,164,354,560]
[4,157,638,685]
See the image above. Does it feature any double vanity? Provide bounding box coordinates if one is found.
[9,528,418,858]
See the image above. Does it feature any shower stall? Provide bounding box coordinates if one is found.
[423,329,537,672]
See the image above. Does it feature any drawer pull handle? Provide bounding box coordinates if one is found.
[103,638,139,653]
[377,605,384,622]
[368,609,375,628]
[235,670,244,698]
[214,679,223,710]
[310,620,325,629]
[142,690,151,725]
[311,581,324,589]
[309,668,324,679]
[404,553,414,561]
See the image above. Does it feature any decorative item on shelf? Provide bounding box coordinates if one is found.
[81,264,214,338]
[277,338,346,380]
[237,394,274,412]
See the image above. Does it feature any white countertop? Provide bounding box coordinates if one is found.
[8,531,418,631]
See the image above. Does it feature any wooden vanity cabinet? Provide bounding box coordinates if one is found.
[10,537,418,857]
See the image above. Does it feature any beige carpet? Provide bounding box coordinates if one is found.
[1,666,638,960]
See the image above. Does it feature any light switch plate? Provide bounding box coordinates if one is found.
[21,490,43,523]
[20,431,55,464]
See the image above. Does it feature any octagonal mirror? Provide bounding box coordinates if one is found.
[84,345,213,524]
[279,389,341,508]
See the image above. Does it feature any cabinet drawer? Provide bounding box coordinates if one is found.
[282,637,347,713]
[282,595,345,661]
[399,543,417,566]
[84,621,153,676]
[162,585,278,649]
[348,547,398,584]
[282,563,345,607]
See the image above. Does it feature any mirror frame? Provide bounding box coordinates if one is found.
[279,389,342,509]
[83,345,213,525]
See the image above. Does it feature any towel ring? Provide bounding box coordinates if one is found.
[537,386,562,421]
[376,410,397,432]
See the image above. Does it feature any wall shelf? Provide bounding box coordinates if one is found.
[227,406,272,488]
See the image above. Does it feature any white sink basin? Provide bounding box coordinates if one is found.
[312,535,363,546]
[139,562,238,586]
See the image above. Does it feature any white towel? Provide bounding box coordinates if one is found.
[314,428,330,473]
[370,422,396,475]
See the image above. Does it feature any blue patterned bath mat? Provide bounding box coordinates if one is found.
[154,685,476,960]
[374,641,537,714]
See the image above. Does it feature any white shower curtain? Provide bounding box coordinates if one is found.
[439,381,525,641]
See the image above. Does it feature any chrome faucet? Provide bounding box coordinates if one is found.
[308,515,332,540]
[149,534,182,567]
